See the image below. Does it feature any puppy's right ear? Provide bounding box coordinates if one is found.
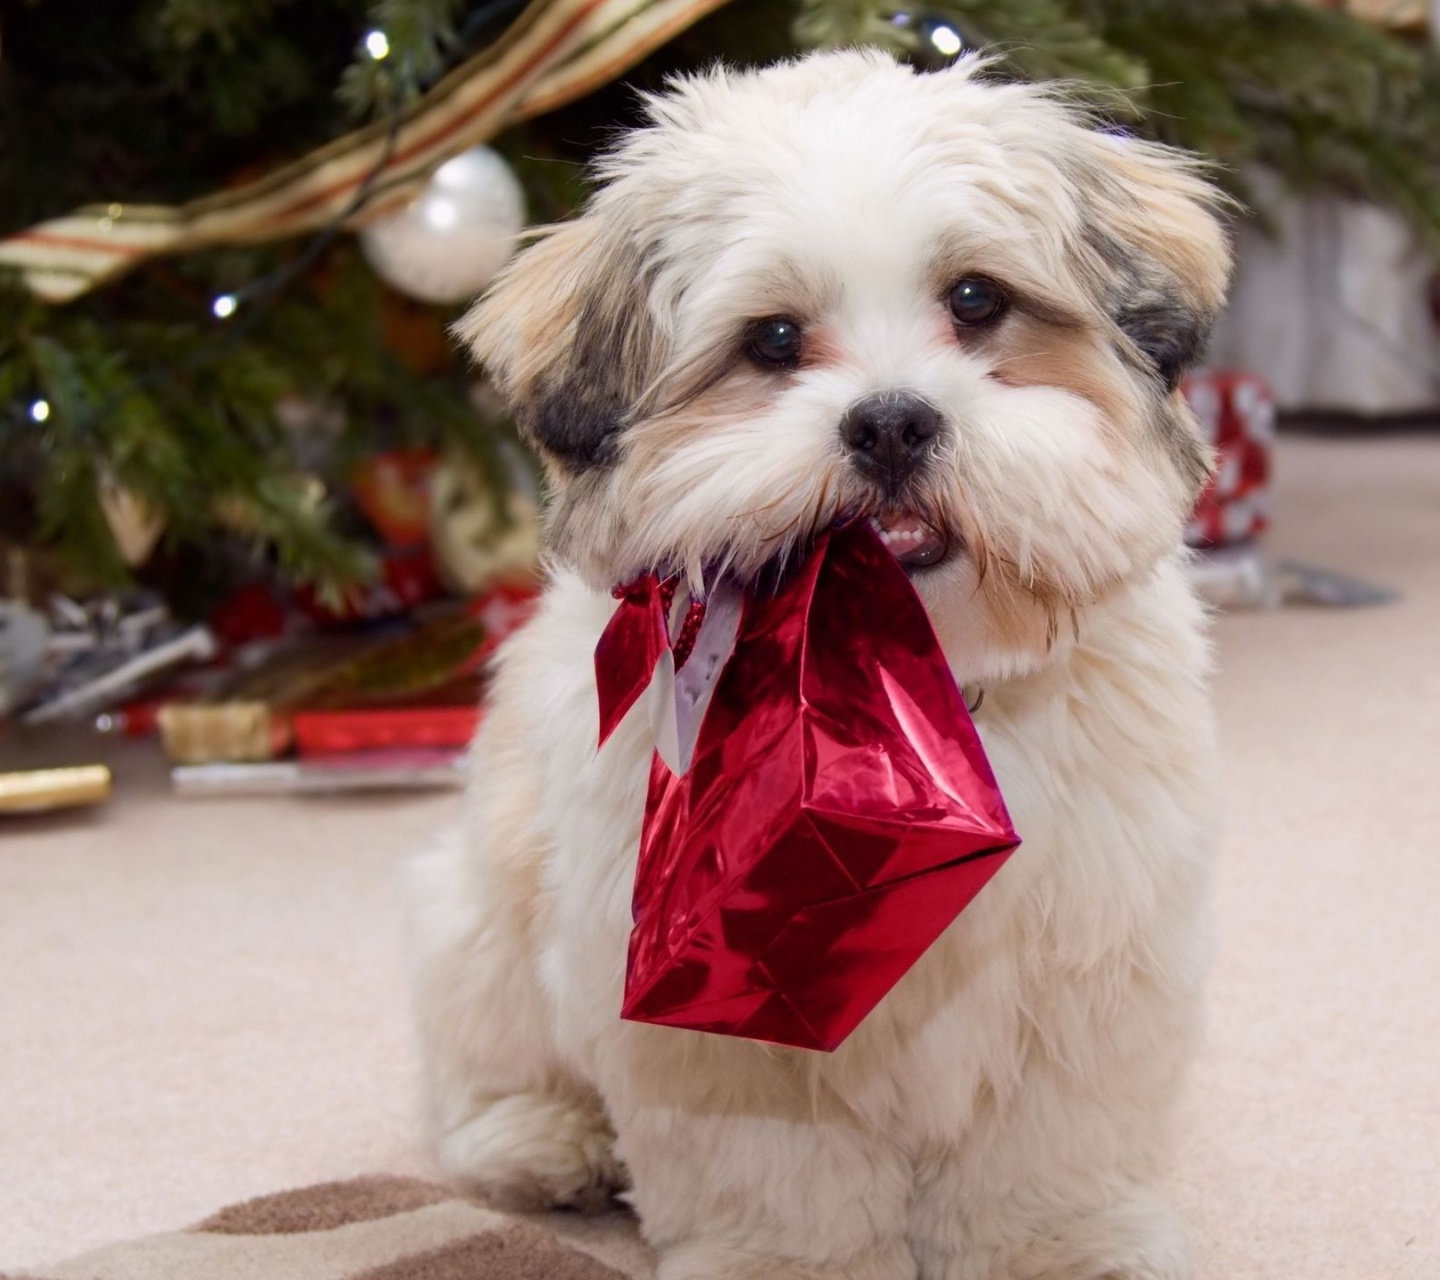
[454,217,664,472]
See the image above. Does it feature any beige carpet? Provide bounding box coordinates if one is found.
[2,434,1438,1277]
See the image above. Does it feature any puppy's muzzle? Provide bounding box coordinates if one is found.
[841,392,941,497]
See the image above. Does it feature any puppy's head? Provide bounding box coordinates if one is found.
[459,51,1231,679]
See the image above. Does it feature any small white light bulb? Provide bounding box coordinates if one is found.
[29,398,51,423]
[365,30,391,60]
[212,294,238,319]
[929,24,963,56]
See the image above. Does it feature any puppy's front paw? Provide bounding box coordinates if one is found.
[1009,1191,1190,1280]
[438,1091,626,1212]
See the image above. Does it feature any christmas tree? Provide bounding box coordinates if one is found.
[2,0,1437,610]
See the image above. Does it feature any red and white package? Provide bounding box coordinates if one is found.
[1183,370,1275,548]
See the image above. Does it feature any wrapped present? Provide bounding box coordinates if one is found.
[158,612,487,764]
[1183,370,1275,548]
[292,680,483,755]
[351,448,437,549]
[157,584,540,764]
[295,545,446,627]
[595,521,1020,1053]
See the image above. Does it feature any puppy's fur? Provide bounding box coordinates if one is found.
[411,51,1230,1280]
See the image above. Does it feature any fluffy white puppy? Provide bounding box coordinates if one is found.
[411,49,1230,1280]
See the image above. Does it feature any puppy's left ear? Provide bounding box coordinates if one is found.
[454,214,666,474]
[1074,131,1233,396]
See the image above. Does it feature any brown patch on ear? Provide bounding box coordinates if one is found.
[454,217,665,473]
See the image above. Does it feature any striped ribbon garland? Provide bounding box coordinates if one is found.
[0,0,730,303]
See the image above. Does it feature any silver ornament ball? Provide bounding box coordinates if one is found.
[360,146,526,304]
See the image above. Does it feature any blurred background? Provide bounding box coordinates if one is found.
[1,2,1437,1277]
[0,0,1436,756]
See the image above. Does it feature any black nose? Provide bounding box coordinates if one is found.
[840,393,941,492]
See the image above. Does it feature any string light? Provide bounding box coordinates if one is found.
[16,23,408,455]
[929,24,962,56]
[192,29,410,332]
[199,64,405,331]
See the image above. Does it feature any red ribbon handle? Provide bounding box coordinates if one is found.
[594,574,710,747]
[594,575,669,747]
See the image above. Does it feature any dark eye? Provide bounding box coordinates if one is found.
[948,277,1007,327]
[746,317,803,367]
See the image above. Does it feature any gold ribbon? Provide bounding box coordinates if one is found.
[0,766,112,814]
[0,0,729,303]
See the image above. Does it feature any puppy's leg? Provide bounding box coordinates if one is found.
[408,728,624,1211]
[907,971,1199,1280]
[598,1034,916,1280]
[914,1160,1189,1280]
[1004,1186,1189,1280]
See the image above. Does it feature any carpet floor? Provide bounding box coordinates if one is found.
[2,434,1437,1277]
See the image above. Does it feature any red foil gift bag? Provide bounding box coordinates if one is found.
[595,521,1020,1052]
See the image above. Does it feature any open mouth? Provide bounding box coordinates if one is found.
[870,510,954,571]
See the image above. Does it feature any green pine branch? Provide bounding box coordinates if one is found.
[0,242,502,603]
[796,0,1148,101]
[1083,0,1440,241]
[794,0,1440,244]
[338,0,472,116]
[7,0,1440,606]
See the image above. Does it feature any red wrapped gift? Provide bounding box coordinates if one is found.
[1183,370,1275,548]
[595,521,1020,1052]
[351,448,437,549]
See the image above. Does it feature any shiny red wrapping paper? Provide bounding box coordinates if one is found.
[595,522,1020,1052]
